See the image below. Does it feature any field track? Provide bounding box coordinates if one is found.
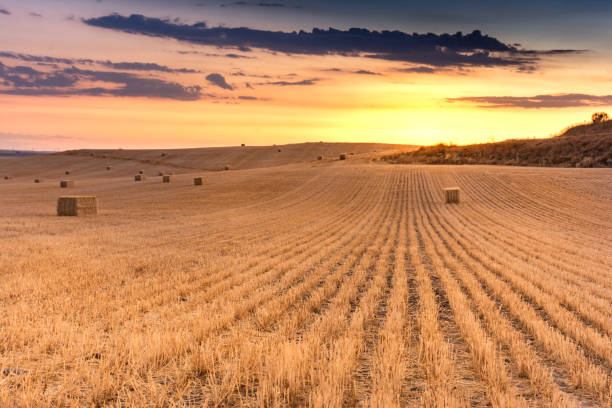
[0,160,610,407]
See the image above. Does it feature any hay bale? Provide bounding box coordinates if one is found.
[317,156,323,160]
[138,170,144,174]
[106,166,112,170]
[339,154,347,160]
[162,175,172,183]
[161,153,166,157]
[224,165,231,170]
[57,196,98,216]
[34,179,41,183]
[65,171,71,175]
[134,174,146,181]
[60,180,74,188]
[241,143,245,147]
[194,176,204,185]
[102,155,107,159]
[277,148,282,152]
[444,187,460,204]
[158,171,165,176]
[3,176,11,180]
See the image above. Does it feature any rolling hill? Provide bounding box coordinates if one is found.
[382,120,612,167]
[0,142,411,179]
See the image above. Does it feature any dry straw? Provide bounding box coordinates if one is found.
[57,196,98,216]
[194,176,204,185]
[134,174,146,181]
[444,187,460,204]
[162,175,172,183]
[60,180,74,188]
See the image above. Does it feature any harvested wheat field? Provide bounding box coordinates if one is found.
[0,149,611,407]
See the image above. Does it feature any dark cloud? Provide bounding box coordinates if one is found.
[205,73,233,90]
[0,8,10,15]
[259,78,319,86]
[224,53,252,59]
[0,62,201,100]
[354,69,381,75]
[397,66,436,74]
[83,14,582,69]
[447,93,612,108]
[29,12,42,17]
[238,95,258,100]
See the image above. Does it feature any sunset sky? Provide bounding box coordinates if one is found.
[1,0,612,150]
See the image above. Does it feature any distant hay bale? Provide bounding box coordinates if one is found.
[57,196,98,216]
[444,187,460,204]
[3,176,11,180]
[34,179,41,183]
[60,180,74,188]
[162,175,172,183]
[339,154,347,160]
[224,165,230,170]
[90,153,95,157]
[161,153,166,157]
[194,176,204,185]
[65,171,71,175]
[102,155,107,158]
[241,143,246,147]
[350,152,355,155]
[277,148,282,152]
[138,170,144,174]
[134,174,146,181]
[106,166,112,170]
[317,156,323,160]
[158,171,165,176]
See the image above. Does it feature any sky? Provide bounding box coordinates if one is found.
[1,0,612,150]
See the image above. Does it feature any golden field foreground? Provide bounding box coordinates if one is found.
[0,144,611,407]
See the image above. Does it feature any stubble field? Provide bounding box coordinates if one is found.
[0,146,611,407]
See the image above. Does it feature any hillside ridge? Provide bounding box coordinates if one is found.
[382,120,612,167]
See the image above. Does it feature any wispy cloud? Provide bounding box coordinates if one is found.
[353,70,382,75]
[0,8,10,15]
[0,62,202,100]
[99,61,199,73]
[258,78,319,86]
[83,14,584,69]
[220,2,301,8]
[397,66,436,74]
[0,51,200,73]
[447,93,612,108]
